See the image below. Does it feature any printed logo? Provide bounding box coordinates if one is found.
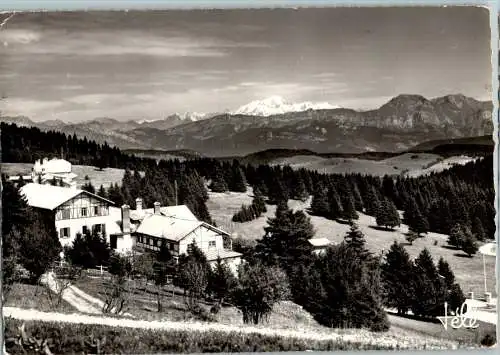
[437,301,479,330]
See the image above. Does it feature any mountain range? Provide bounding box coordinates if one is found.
[0,94,493,157]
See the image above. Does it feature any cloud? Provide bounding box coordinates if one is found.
[0,29,41,45]
[1,28,270,58]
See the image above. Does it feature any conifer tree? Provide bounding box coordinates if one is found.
[207,257,237,308]
[408,208,429,237]
[252,187,267,214]
[314,240,388,331]
[292,175,309,202]
[448,224,465,249]
[364,185,381,216]
[256,201,314,271]
[230,163,247,193]
[461,230,478,257]
[381,242,415,315]
[437,257,455,289]
[341,194,358,221]
[210,170,229,193]
[376,198,401,230]
[311,185,330,217]
[411,248,446,317]
[472,217,486,241]
[97,185,108,199]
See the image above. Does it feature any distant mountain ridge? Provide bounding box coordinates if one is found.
[0,94,492,156]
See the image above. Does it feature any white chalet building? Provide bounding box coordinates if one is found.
[31,158,78,188]
[125,198,243,275]
[19,184,242,273]
[20,183,133,253]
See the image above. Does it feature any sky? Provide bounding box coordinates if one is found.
[0,7,493,123]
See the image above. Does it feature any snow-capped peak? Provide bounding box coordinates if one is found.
[232,96,339,116]
[137,112,208,124]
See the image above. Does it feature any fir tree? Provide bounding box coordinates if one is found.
[437,257,455,289]
[364,185,381,216]
[230,163,247,193]
[472,217,486,241]
[310,186,330,217]
[252,187,267,214]
[381,242,415,315]
[341,194,358,221]
[314,242,388,331]
[461,231,478,257]
[411,248,446,317]
[376,198,401,230]
[448,224,465,249]
[256,201,314,271]
[210,170,229,193]
[408,209,429,237]
[207,257,237,308]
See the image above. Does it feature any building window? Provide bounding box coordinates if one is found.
[61,208,71,220]
[169,242,174,251]
[81,207,88,217]
[60,227,70,238]
[93,206,99,216]
[157,240,162,247]
[149,238,154,246]
[208,241,216,248]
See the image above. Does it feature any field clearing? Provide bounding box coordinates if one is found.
[207,188,497,298]
[269,153,479,177]
[405,155,480,177]
[1,163,141,189]
[269,153,442,177]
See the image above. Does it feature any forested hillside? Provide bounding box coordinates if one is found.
[2,122,495,241]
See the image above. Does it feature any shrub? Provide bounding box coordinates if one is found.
[480,333,496,347]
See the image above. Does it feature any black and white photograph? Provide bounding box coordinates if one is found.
[0,5,497,353]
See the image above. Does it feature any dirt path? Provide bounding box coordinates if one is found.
[3,307,462,350]
[40,272,103,314]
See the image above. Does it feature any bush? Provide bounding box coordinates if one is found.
[480,333,496,347]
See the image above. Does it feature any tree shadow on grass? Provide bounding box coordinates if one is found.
[387,310,441,324]
[453,253,474,258]
[442,245,461,251]
[335,219,354,225]
[369,225,397,232]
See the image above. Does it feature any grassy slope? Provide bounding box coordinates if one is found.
[268,153,479,177]
[207,188,497,298]
[71,276,480,348]
[4,282,75,313]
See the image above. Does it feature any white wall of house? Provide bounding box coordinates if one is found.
[178,226,224,255]
[114,233,134,254]
[54,194,117,248]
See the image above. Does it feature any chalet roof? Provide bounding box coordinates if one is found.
[308,238,332,247]
[130,204,197,222]
[204,249,242,262]
[20,183,114,210]
[135,214,204,242]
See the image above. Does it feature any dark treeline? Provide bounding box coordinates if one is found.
[3,122,495,241]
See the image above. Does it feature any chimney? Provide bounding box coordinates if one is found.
[135,197,143,211]
[121,204,131,233]
[154,201,161,215]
